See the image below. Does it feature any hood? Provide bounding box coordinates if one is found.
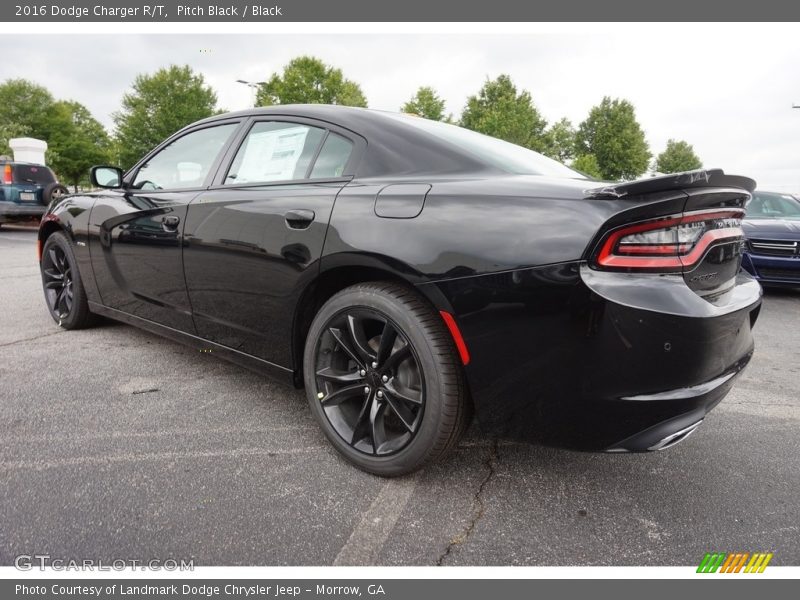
[743,218,800,238]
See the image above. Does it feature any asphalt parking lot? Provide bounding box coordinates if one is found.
[1,223,798,567]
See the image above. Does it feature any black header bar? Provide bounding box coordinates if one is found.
[3,0,800,22]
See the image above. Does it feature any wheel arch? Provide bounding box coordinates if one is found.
[37,216,68,261]
[290,256,456,388]
[37,192,94,252]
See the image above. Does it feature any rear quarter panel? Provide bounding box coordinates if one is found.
[322,175,632,281]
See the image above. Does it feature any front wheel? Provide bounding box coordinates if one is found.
[40,231,95,329]
[303,282,471,476]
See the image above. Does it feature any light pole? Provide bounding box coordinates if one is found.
[236,79,266,107]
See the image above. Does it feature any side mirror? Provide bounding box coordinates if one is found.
[90,165,124,189]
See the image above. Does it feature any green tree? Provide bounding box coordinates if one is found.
[571,154,603,179]
[654,139,703,174]
[460,75,547,151]
[0,123,27,157]
[255,56,367,108]
[0,79,54,154]
[542,117,576,163]
[575,97,651,180]
[47,101,111,191]
[401,86,449,121]
[113,65,218,169]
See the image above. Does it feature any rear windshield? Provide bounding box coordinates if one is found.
[13,164,55,184]
[383,113,587,180]
[746,192,800,219]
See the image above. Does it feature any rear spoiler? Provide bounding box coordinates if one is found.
[584,169,756,199]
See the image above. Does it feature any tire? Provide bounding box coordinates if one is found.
[44,183,69,203]
[303,282,471,476]
[40,231,95,329]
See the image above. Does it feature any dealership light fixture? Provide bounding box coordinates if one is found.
[236,79,267,107]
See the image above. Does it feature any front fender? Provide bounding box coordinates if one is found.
[38,193,99,302]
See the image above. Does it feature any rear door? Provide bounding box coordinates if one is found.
[89,120,241,332]
[183,117,362,367]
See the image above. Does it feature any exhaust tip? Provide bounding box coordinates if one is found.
[646,419,703,451]
[606,418,704,453]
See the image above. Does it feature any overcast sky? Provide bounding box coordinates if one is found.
[2,26,799,191]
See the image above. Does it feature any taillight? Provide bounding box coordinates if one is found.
[594,209,745,271]
[3,164,12,184]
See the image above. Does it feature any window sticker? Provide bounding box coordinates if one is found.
[236,126,309,183]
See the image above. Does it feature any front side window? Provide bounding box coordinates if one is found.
[225,122,326,185]
[133,123,238,191]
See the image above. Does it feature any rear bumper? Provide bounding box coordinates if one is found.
[604,354,749,452]
[423,262,761,451]
[0,200,47,221]
[742,252,800,286]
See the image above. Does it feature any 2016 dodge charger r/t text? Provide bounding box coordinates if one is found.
[37,105,761,475]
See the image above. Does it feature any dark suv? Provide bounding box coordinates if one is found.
[0,159,68,227]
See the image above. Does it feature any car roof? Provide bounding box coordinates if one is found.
[193,104,411,130]
[0,160,50,167]
[188,105,494,178]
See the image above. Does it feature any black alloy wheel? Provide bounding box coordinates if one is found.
[42,244,74,320]
[314,308,425,456]
[40,231,95,329]
[304,282,471,476]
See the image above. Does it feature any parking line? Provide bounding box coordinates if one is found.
[0,446,328,471]
[333,475,418,566]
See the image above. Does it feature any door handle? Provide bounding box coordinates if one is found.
[284,209,315,230]
[161,215,180,231]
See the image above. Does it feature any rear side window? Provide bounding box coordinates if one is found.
[13,164,55,184]
[225,122,325,185]
[310,133,353,179]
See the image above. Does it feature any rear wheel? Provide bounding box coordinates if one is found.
[40,231,95,329]
[303,282,471,476]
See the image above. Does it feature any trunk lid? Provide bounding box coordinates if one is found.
[585,170,755,303]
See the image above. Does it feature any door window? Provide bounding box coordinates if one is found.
[133,123,238,191]
[225,122,325,185]
[310,133,354,178]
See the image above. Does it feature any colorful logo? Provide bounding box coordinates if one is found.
[697,552,773,573]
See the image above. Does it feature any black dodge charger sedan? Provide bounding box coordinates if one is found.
[38,106,761,475]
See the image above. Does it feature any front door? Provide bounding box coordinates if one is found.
[89,122,240,332]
